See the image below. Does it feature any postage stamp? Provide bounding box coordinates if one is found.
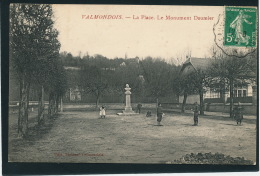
[224,6,257,47]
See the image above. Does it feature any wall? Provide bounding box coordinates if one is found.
[62,103,157,111]
[64,92,179,104]
[226,97,253,103]
[206,103,256,115]
[179,94,200,104]
[9,101,256,115]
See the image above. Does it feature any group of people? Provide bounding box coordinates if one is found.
[99,103,165,125]
[156,102,199,126]
[157,102,244,126]
[98,102,244,126]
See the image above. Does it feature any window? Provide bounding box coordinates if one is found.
[234,89,247,97]
[234,90,237,97]
[238,90,242,97]
[243,90,247,97]
[210,88,219,98]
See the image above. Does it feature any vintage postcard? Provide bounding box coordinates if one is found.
[6,2,258,174]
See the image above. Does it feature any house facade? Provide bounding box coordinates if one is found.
[179,57,256,105]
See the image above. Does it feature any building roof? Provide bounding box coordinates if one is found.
[181,57,212,73]
[181,57,256,79]
[184,57,211,69]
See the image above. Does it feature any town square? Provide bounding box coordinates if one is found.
[5,3,258,172]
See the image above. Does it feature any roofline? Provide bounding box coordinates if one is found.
[180,62,196,74]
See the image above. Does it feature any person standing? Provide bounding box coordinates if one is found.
[193,102,199,126]
[99,105,106,119]
[137,103,142,114]
[234,106,243,125]
[157,103,163,126]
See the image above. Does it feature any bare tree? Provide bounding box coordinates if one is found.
[140,57,175,103]
[175,72,197,113]
[79,65,108,109]
[10,4,61,137]
[208,53,252,118]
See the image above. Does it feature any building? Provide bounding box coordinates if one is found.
[179,57,256,105]
[179,57,210,104]
[67,86,81,101]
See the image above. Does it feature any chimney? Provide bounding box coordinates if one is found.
[186,55,191,62]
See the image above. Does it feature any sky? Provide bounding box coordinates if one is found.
[52,5,223,64]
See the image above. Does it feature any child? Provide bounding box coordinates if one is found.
[99,106,106,118]
[146,111,152,117]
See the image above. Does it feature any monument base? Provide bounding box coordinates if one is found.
[117,110,138,116]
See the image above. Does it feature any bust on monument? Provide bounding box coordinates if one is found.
[125,84,131,94]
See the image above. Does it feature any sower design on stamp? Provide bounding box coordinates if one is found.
[224,7,257,47]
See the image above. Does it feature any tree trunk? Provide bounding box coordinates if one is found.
[18,80,22,134]
[55,94,59,113]
[53,94,57,114]
[220,83,225,102]
[37,86,44,125]
[199,89,204,115]
[95,94,100,109]
[52,94,58,115]
[229,78,234,118]
[181,92,188,113]
[48,94,52,116]
[221,83,226,112]
[18,78,30,138]
[60,96,63,112]
[48,93,54,117]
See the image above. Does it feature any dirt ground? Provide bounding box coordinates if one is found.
[8,109,257,164]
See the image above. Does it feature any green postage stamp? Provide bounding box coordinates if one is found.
[224,6,257,47]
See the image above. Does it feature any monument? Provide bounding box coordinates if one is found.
[117,84,136,115]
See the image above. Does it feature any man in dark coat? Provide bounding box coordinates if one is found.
[137,103,142,114]
[193,102,199,126]
[157,103,163,125]
[234,106,243,125]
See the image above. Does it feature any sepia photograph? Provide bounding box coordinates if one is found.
[3,0,259,174]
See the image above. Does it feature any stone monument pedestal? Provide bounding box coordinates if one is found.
[117,84,137,116]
